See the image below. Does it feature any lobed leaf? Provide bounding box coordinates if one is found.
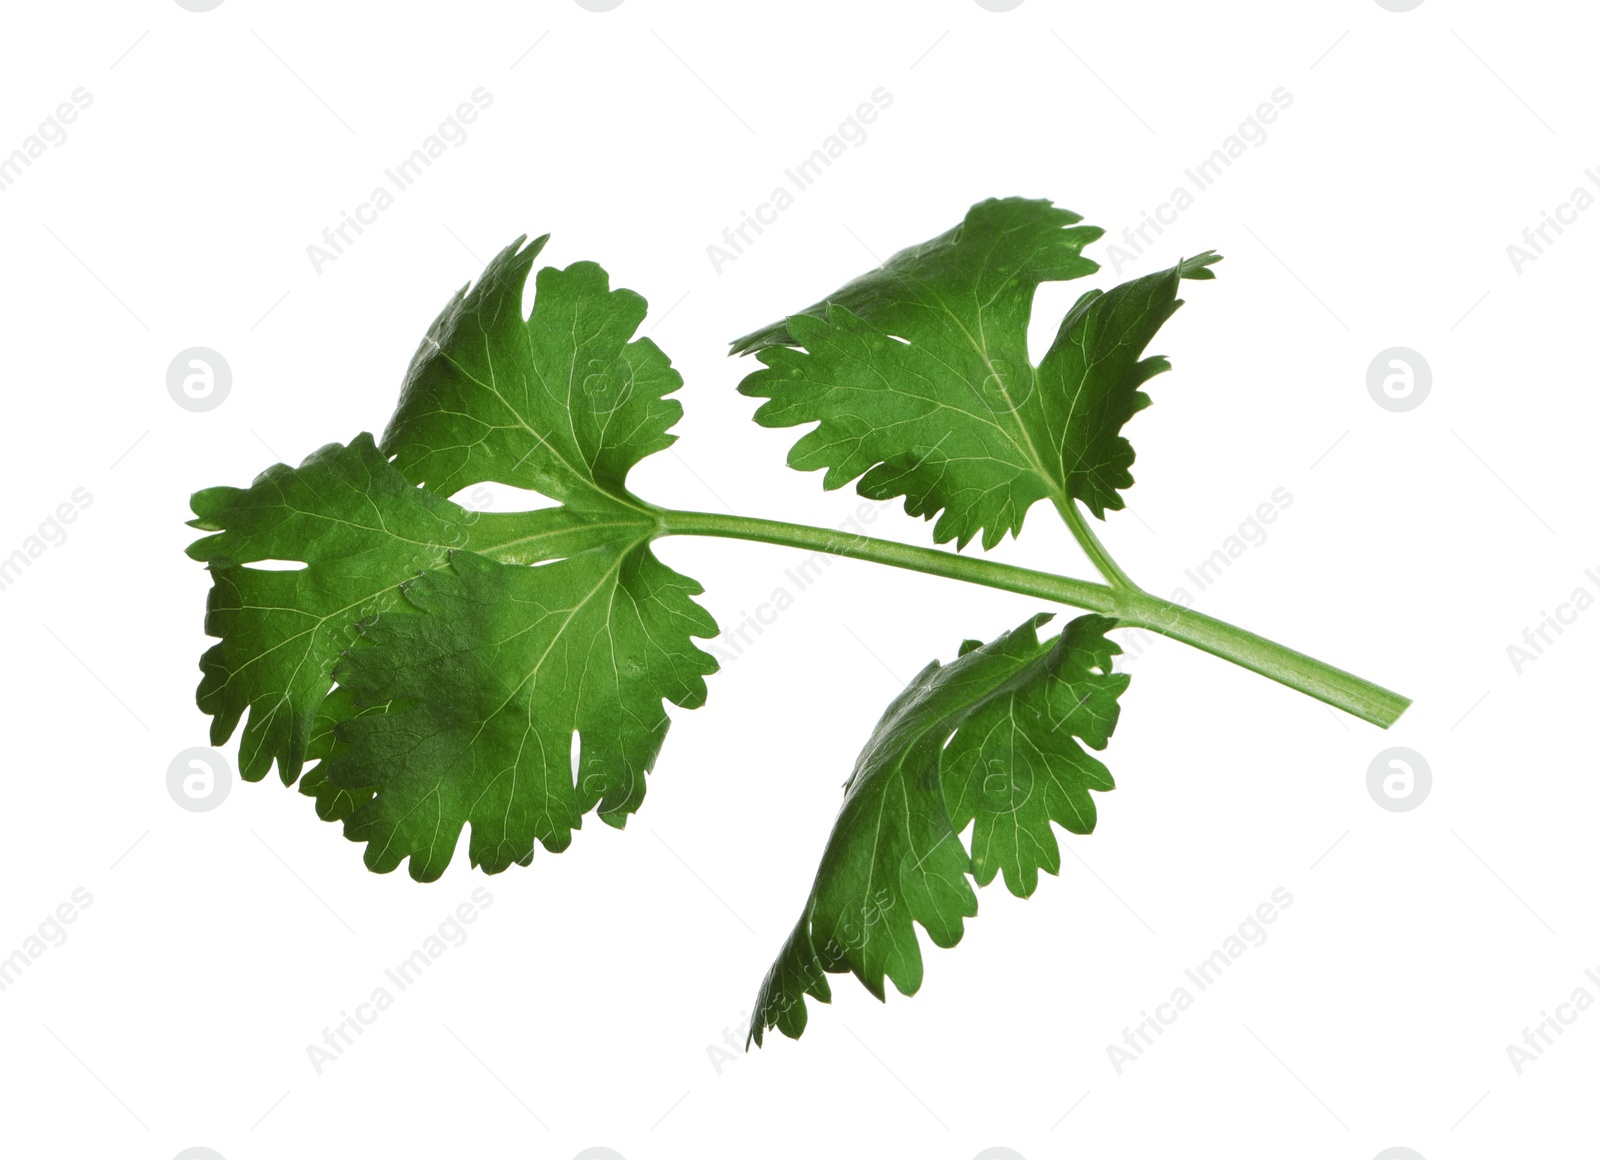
[327,546,716,881]
[382,234,683,514]
[732,196,1219,547]
[186,434,470,784]
[189,238,719,879]
[750,613,1126,1045]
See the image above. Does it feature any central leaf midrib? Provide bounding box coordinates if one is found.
[931,296,1072,514]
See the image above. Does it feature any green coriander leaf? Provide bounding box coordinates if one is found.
[750,613,1126,1045]
[298,687,380,824]
[382,234,683,516]
[187,432,606,785]
[941,614,1124,898]
[190,237,720,881]
[730,197,1101,357]
[732,196,1219,547]
[1033,251,1221,518]
[186,434,471,784]
[325,546,716,881]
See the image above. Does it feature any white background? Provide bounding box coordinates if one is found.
[1,1,1595,1158]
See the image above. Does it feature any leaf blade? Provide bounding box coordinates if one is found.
[382,236,682,512]
[187,433,470,784]
[327,545,716,881]
[749,613,1126,1045]
[733,196,1218,547]
[189,239,720,880]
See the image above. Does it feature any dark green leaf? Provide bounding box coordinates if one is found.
[733,196,1219,547]
[186,434,470,783]
[382,234,682,517]
[750,613,1126,1044]
[190,238,719,879]
[326,546,716,881]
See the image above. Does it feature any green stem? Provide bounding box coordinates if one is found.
[1111,588,1410,729]
[1053,496,1136,589]
[656,508,1410,729]
[659,508,1118,613]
